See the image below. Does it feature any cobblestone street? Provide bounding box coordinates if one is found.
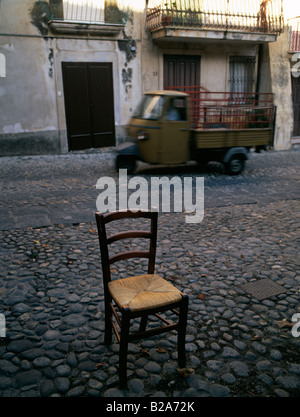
[0,148,299,398]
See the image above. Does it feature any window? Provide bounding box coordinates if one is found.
[133,95,166,120]
[165,98,187,121]
[229,56,256,94]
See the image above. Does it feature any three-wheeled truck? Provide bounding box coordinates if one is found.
[115,86,275,175]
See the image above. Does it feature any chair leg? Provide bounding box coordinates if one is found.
[177,295,189,368]
[139,314,148,332]
[104,298,113,344]
[119,311,130,386]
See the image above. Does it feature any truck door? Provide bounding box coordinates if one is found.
[160,97,190,165]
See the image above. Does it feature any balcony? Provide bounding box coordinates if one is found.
[146,0,284,44]
[38,0,129,36]
[288,17,300,52]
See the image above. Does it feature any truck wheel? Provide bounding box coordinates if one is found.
[115,155,136,174]
[225,155,245,175]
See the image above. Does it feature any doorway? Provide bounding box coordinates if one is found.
[62,62,115,151]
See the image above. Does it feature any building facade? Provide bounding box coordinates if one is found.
[0,0,298,155]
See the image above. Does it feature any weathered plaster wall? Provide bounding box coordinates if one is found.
[0,37,57,134]
[0,1,59,154]
[141,13,160,92]
[116,8,142,135]
[198,43,258,92]
[268,27,293,149]
[0,1,58,154]
[1,0,40,35]
[141,36,258,94]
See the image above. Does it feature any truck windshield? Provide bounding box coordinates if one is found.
[133,95,165,120]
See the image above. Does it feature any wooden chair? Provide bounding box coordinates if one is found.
[95,210,189,386]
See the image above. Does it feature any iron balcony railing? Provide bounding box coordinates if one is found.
[288,17,300,52]
[146,0,284,34]
[39,0,129,25]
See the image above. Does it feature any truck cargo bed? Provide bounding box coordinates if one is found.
[193,127,273,149]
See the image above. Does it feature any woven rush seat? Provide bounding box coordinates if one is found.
[108,274,183,312]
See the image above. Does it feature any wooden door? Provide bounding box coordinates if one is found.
[62,62,115,151]
[292,75,300,137]
[163,55,200,88]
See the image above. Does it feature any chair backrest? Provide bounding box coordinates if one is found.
[95,211,158,285]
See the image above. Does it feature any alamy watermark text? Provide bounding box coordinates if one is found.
[0,314,6,337]
[0,53,6,78]
[96,169,204,223]
[292,53,300,78]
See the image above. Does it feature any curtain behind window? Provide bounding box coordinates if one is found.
[63,0,105,22]
[229,56,256,94]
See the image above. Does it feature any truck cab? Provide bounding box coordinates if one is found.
[116,91,191,173]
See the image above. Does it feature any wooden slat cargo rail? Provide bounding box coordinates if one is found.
[167,85,275,130]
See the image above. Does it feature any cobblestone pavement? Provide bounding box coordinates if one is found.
[0,148,300,398]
